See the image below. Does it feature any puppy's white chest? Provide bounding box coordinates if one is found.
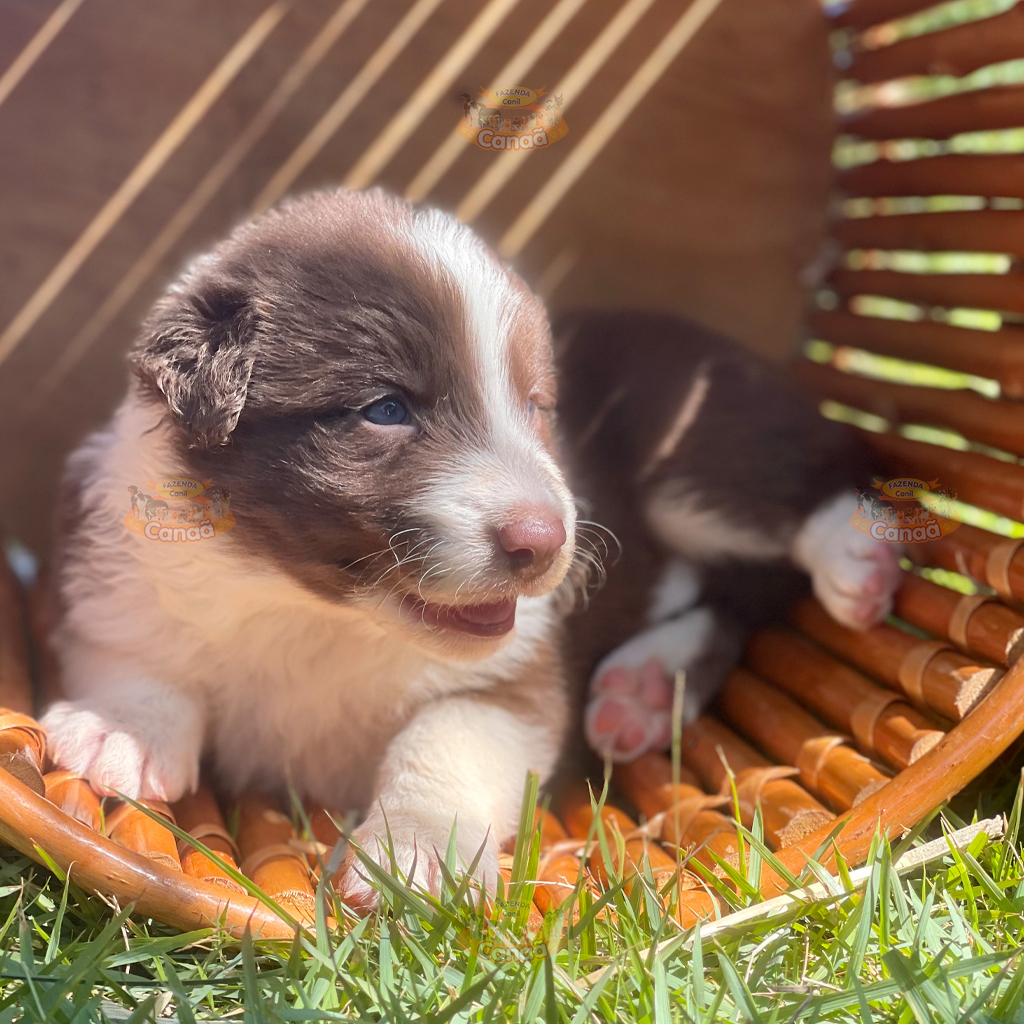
[199,605,440,809]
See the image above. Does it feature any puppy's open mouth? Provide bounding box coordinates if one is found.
[400,595,517,637]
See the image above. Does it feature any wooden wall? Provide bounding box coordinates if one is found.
[0,0,834,553]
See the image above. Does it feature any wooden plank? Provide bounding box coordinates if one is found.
[913,521,1024,602]
[795,358,1024,455]
[717,668,889,812]
[763,656,1024,899]
[836,209,1024,258]
[0,770,299,938]
[791,594,1000,721]
[746,628,944,770]
[894,570,1024,665]
[863,427,1024,521]
[828,267,1024,316]
[840,153,1024,199]
[848,5,1024,84]
[808,309,1024,398]
[829,0,949,31]
[843,85,1024,140]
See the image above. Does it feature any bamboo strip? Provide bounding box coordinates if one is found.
[893,570,1024,666]
[531,810,582,917]
[170,786,244,893]
[762,653,1024,900]
[0,769,297,938]
[808,310,1024,398]
[299,804,348,883]
[105,800,181,872]
[847,5,1024,85]
[841,153,1024,200]
[844,85,1024,140]
[559,785,717,927]
[628,738,833,851]
[791,596,999,721]
[828,268,1024,318]
[529,809,604,922]
[745,629,944,769]
[829,0,946,31]
[716,669,890,812]
[863,428,1024,523]
[678,721,835,848]
[795,359,1024,456]
[913,521,1024,603]
[234,793,316,922]
[43,770,101,832]
[306,804,343,850]
[836,210,1024,260]
[612,752,743,861]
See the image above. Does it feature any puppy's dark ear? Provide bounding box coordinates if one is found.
[130,274,259,448]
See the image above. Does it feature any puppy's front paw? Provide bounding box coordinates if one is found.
[794,492,904,630]
[341,808,499,912]
[43,699,199,801]
[584,660,673,762]
[811,534,902,630]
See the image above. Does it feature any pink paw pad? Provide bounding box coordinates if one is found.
[584,659,674,762]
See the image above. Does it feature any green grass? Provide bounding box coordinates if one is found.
[2,764,1024,1023]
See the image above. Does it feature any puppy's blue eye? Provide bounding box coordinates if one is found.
[362,396,409,426]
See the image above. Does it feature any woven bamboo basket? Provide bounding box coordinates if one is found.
[0,0,1023,937]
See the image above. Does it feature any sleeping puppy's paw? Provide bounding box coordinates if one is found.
[585,660,673,762]
[810,532,903,630]
[42,687,202,801]
[584,607,741,762]
[793,491,903,630]
[342,807,499,912]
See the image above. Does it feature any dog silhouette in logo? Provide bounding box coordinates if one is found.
[460,92,484,125]
[208,487,231,519]
[127,485,169,521]
[543,94,563,126]
[127,485,145,518]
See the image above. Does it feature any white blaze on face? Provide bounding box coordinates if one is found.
[402,208,575,596]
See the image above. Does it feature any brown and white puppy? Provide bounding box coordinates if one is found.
[42,188,576,905]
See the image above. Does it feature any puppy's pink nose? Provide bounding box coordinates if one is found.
[498,509,566,573]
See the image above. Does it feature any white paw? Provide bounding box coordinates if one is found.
[341,808,499,912]
[793,491,903,630]
[810,533,902,630]
[584,659,673,762]
[42,700,199,802]
[583,607,734,762]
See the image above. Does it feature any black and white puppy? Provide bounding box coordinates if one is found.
[42,188,900,906]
